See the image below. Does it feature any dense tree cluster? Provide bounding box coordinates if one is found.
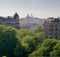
[0,25,59,57]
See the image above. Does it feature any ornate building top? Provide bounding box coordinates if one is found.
[13,12,19,19]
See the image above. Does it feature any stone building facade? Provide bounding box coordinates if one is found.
[0,13,20,28]
[44,17,60,39]
[20,14,45,30]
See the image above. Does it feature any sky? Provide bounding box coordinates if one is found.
[0,0,60,18]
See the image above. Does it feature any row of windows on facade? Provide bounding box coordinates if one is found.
[44,17,60,39]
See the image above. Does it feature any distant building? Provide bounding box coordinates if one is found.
[20,14,45,30]
[0,13,45,30]
[44,17,60,39]
[0,13,20,28]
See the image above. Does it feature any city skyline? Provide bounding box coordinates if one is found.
[0,0,60,18]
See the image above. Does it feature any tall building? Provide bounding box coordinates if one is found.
[0,13,20,28]
[44,17,60,39]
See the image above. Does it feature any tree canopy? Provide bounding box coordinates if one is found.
[0,25,59,57]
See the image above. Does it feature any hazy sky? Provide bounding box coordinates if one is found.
[0,0,60,18]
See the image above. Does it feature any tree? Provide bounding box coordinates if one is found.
[29,39,57,57]
[34,32,46,48]
[13,39,27,57]
[34,25,43,33]
[16,29,34,39]
[50,41,60,57]
[0,26,18,57]
[21,35,36,57]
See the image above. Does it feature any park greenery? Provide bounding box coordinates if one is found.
[0,25,59,57]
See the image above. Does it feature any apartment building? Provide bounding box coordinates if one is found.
[0,13,20,28]
[44,17,60,39]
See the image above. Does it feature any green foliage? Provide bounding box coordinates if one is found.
[34,25,43,33]
[21,35,35,54]
[29,39,57,57]
[34,32,46,47]
[13,39,27,57]
[21,31,45,55]
[0,25,18,57]
[50,41,60,57]
[16,29,34,39]
[40,39,57,56]
[2,56,7,57]
[0,25,59,57]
